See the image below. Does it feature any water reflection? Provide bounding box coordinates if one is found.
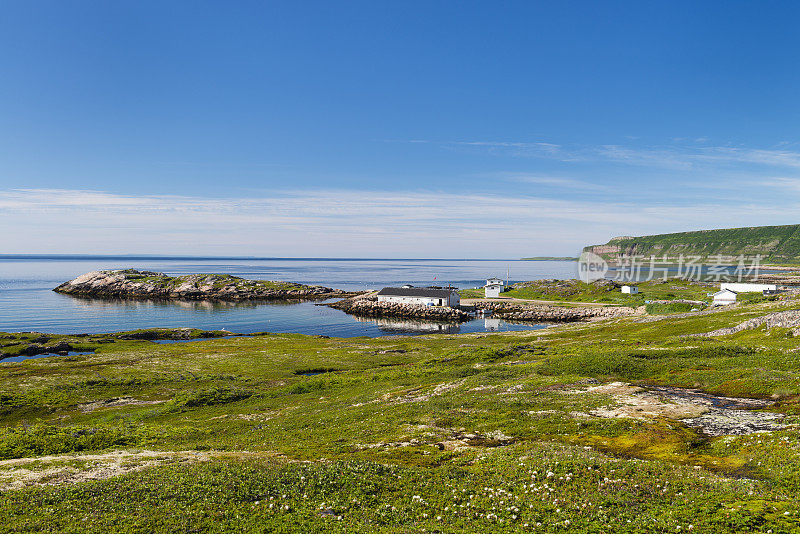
[352,316,462,334]
[61,295,304,312]
[484,318,502,331]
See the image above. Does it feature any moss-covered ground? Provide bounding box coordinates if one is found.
[3,298,800,531]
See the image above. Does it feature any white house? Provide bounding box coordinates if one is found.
[484,283,503,298]
[712,288,738,306]
[377,286,460,307]
[621,285,638,294]
[484,277,506,298]
[720,282,777,293]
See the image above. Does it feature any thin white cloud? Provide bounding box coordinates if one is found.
[595,145,695,170]
[695,147,800,168]
[414,138,800,172]
[3,187,800,257]
[497,173,610,191]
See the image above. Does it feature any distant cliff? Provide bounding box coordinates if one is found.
[584,224,800,263]
[54,269,358,301]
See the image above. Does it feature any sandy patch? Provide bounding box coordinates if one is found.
[0,450,280,491]
[77,397,164,413]
[565,381,785,435]
[567,381,709,420]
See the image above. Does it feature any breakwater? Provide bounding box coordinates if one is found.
[326,298,473,322]
[327,297,638,323]
[470,301,639,322]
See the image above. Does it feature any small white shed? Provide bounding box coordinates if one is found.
[621,285,638,294]
[484,284,503,298]
[712,289,738,306]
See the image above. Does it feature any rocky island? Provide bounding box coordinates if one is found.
[54,269,360,301]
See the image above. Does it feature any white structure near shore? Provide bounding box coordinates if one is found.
[712,288,738,306]
[484,277,505,298]
[377,287,460,307]
[720,282,777,293]
[621,285,638,294]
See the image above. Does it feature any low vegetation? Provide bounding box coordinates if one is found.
[586,223,800,263]
[3,296,800,530]
[462,278,714,308]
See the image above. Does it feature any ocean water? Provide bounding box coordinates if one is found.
[0,257,579,337]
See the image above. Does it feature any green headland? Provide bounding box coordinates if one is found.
[585,223,800,264]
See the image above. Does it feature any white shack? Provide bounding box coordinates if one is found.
[484,284,502,298]
[712,288,738,306]
[377,287,460,307]
[621,285,638,294]
[484,277,505,298]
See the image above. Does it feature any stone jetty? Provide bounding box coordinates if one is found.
[470,301,639,322]
[328,295,638,323]
[327,298,473,322]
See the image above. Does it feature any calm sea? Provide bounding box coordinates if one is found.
[0,257,578,337]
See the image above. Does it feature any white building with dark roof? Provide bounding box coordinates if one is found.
[377,287,460,307]
[712,288,738,306]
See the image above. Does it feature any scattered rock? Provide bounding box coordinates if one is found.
[689,309,800,337]
[474,302,640,322]
[567,381,785,436]
[77,397,164,413]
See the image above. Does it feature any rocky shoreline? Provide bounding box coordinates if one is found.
[469,301,641,322]
[326,296,640,323]
[54,270,361,301]
[326,298,473,322]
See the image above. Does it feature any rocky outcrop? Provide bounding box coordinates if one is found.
[327,299,473,322]
[0,341,77,360]
[54,270,359,301]
[472,302,641,322]
[689,309,800,337]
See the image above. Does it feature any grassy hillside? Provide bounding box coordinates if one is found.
[585,224,800,263]
[4,297,800,530]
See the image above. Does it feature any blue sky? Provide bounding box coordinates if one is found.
[1,1,799,257]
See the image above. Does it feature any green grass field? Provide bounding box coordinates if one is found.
[3,298,800,531]
[462,279,716,308]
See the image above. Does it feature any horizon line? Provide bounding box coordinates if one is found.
[0,254,573,262]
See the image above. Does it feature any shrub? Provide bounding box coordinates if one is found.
[169,387,252,408]
[645,302,701,315]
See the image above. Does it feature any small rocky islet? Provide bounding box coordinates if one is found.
[53,269,360,301]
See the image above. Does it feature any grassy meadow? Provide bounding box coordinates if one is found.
[461,279,719,307]
[2,298,800,531]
